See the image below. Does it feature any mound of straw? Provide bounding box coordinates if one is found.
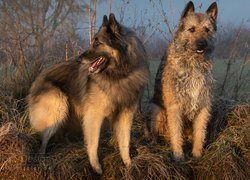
[0,101,249,179]
[194,104,250,179]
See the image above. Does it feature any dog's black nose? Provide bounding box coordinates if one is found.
[196,39,208,49]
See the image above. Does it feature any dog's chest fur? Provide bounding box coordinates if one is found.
[168,54,213,119]
[83,67,149,119]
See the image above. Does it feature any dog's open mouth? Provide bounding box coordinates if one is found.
[88,57,106,73]
[196,49,205,54]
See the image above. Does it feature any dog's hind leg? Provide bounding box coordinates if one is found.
[29,89,68,155]
[114,106,136,167]
[83,108,104,174]
[39,126,58,155]
[38,119,66,155]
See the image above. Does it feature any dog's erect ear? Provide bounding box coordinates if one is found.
[181,1,195,19]
[108,13,120,34]
[102,15,108,27]
[206,2,218,21]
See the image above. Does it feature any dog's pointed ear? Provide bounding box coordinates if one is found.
[181,1,195,19]
[108,13,120,34]
[102,15,108,27]
[206,2,218,21]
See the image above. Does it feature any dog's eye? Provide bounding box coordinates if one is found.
[93,38,101,47]
[204,27,210,32]
[188,27,195,33]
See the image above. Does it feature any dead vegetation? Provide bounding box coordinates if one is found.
[0,91,249,179]
[194,104,250,179]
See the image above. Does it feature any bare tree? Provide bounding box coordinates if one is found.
[150,0,175,39]
[220,22,244,95]
[93,0,97,34]
[119,0,129,24]
[0,0,86,62]
[109,0,112,14]
[232,43,250,99]
[88,0,93,44]
[87,0,108,45]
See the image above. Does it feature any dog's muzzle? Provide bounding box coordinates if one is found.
[195,39,208,54]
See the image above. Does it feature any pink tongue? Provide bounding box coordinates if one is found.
[88,58,103,72]
[91,60,99,69]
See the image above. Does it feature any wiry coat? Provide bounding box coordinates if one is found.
[28,14,149,174]
[146,1,217,160]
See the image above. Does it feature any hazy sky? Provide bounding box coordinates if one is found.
[93,0,250,28]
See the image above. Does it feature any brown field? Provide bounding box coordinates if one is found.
[0,59,249,179]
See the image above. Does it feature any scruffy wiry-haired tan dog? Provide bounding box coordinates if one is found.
[146,1,218,160]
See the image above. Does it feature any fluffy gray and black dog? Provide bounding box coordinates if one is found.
[28,14,149,174]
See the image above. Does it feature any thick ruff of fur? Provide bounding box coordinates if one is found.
[146,1,218,160]
[28,14,149,174]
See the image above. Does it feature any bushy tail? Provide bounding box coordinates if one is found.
[144,102,168,140]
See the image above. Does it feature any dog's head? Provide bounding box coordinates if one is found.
[78,14,130,74]
[175,1,218,55]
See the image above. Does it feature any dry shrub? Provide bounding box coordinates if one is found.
[0,122,41,179]
[194,104,250,179]
[0,94,27,128]
[0,61,42,99]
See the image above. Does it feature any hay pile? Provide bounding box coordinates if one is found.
[0,122,96,179]
[0,122,40,179]
[194,104,250,179]
[0,101,249,179]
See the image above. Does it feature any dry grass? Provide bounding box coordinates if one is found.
[0,122,40,179]
[0,61,249,179]
[0,93,249,179]
[103,145,193,180]
[0,61,42,99]
[194,104,250,180]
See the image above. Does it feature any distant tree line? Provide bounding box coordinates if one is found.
[0,0,249,66]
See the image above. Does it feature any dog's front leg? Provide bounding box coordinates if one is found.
[114,106,137,166]
[83,109,104,174]
[166,104,184,161]
[192,107,210,158]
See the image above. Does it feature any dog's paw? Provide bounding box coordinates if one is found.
[192,148,202,158]
[173,151,184,162]
[124,158,132,167]
[92,165,103,175]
